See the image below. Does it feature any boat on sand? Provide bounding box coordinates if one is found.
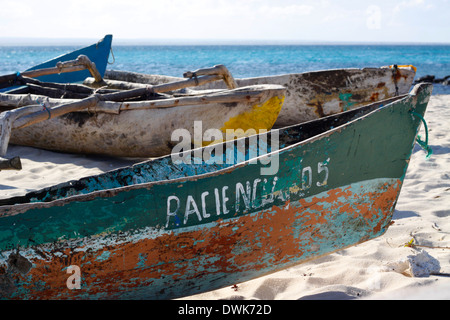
[0,35,112,92]
[105,64,416,127]
[0,82,432,300]
[0,65,286,159]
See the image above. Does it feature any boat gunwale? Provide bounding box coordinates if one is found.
[106,65,416,84]
[0,84,287,113]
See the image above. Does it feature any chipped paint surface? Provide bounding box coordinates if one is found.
[105,67,416,127]
[0,84,432,299]
[195,66,416,127]
[9,86,285,158]
[1,178,400,300]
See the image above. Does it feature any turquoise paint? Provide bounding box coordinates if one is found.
[137,253,147,268]
[339,92,356,111]
[0,84,433,300]
[96,251,111,262]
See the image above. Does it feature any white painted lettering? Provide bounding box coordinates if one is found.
[166,195,180,227]
[262,177,278,206]
[302,166,312,190]
[214,188,221,215]
[317,158,330,187]
[165,157,331,228]
[252,178,261,209]
[222,186,230,215]
[236,181,251,212]
[184,195,202,224]
[201,191,211,219]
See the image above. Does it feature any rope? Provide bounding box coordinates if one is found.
[410,110,433,158]
[37,99,51,120]
[146,85,155,95]
[191,72,199,86]
[108,47,115,65]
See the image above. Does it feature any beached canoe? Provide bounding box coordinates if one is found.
[105,65,416,127]
[0,82,432,300]
[0,35,112,93]
[24,35,112,84]
[0,74,286,158]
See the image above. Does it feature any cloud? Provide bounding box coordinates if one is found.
[258,4,314,16]
[393,0,426,12]
[0,1,33,19]
[0,0,448,43]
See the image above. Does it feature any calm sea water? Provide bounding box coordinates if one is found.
[1,44,449,94]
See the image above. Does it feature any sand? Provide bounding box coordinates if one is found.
[1,95,449,300]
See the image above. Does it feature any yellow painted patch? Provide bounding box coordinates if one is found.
[192,95,285,147]
[289,184,301,194]
[217,95,285,142]
[389,64,417,73]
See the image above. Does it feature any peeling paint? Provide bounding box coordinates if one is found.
[0,83,432,299]
[194,66,416,127]
[9,86,286,158]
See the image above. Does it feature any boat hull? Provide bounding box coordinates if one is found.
[8,85,286,158]
[0,84,432,299]
[25,35,113,84]
[106,66,416,127]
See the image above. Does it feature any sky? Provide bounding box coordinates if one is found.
[0,0,449,44]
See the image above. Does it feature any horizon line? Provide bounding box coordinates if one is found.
[1,36,449,46]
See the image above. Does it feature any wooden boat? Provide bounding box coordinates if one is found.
[11,35,112,87]
[0,82,432,300]
[0,65,286,158]
[105,65,416,127]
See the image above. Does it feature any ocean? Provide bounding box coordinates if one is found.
[1,43,449,94]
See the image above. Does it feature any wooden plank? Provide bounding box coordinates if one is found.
[0,55,106,91]
[183,64,238,89]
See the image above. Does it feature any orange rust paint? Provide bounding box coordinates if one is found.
[7,180,401,300]
[393,69,410,82]
[370,92,380,101]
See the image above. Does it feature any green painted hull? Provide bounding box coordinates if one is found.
[0,83,432,299]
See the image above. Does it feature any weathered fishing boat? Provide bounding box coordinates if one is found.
[0,65,286,158]
[0,83,432,300]
[13,35,112,87]
[105,65,416,127]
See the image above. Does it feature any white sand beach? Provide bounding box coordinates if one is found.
[1,94,449,300]
[188,94,450,300]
